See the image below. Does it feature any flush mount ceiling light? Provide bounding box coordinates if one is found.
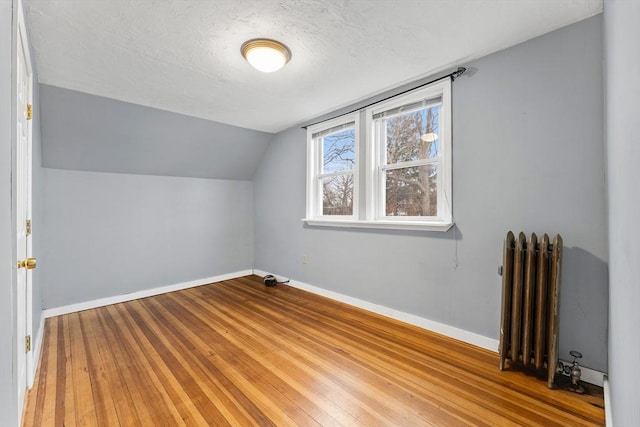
[420,132,438,143]
[241,39,291,73]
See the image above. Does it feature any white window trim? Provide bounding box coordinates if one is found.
[301,218,454,232]
[305,113,359,220]
[304,79,453,232]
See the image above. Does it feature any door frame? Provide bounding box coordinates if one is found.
[20,0,34,383]
[13,0,34,421]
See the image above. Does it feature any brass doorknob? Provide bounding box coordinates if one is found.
[17,257,37,270]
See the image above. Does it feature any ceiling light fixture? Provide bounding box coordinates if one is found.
[420,133,438,143]
[241,39,291,73]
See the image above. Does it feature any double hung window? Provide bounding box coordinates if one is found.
[305,79,452,231]
[306,114,359,219]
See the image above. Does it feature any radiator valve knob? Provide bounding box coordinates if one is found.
[569,350,584,393]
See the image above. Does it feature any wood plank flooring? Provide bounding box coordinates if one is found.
[23,275,605,426]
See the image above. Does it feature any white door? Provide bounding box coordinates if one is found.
[15,0,34,419]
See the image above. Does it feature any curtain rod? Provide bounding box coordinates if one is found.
[301,67,466,130]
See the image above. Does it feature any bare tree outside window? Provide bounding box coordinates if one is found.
[321,129,355,215]
[322,174,353,215]
[384,105,439,216]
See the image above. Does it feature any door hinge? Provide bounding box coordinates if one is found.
[26,219,31,236]
[25,335,31,352]
[26,104,32,120]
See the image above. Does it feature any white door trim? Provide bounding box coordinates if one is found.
[14,0,34,423]
[18,0,34,388]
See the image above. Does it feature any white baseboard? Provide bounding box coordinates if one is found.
[603,375,611,427]
[42,270,253,319]
[253,269,499,352]
[253,269,607,387]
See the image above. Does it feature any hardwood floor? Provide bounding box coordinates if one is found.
[23,275,604,426]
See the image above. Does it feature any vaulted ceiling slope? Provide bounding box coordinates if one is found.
[40,84,272,180]
[27,0,603,133]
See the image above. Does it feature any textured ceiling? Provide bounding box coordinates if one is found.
[26,0,602,133]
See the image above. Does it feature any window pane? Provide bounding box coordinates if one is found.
[322,174,353,216]
[385,105,440,164]
[322,128,355,173]
[385,164,437,216]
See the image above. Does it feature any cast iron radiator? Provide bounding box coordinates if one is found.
[498,231,563,389]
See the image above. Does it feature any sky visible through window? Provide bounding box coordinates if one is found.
[323,128,355,173]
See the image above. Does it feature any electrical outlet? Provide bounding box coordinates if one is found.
[302,255,308,264]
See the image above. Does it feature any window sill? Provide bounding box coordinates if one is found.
[302,218,454,232]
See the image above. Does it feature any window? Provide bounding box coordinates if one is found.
[305,79,452,231]
[306,114,359,219]
[369,80,452,226]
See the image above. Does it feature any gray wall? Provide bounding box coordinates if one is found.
[604,0,640,424]
[41,169,254,308]
[40,84,273,180]
[0,0,18,424]
[254,16,608,371]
